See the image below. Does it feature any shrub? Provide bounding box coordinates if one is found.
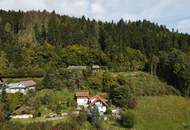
[120,111,136,128]
[127,97,138,109]
[117,74,126,85]
[33,110,41,118]
[110,86,132,107]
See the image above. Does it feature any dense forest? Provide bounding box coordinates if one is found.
[0,9,190,96]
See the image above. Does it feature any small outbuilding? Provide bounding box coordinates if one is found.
[75,91,89,108]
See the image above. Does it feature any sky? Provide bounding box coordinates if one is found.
[0,0,190,34]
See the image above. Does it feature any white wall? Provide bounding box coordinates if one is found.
[77,97,89,108]
[94,101,107,114]
[11,114,33,119]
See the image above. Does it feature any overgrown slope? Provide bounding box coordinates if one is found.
[109,71,178,96]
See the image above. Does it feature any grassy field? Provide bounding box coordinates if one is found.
[99,96,190,130]
[131,96,190,130]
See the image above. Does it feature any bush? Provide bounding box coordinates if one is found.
[127,97,138,109]
[117,74,127,85]
[120,111,136,128]
[33,110,41,118]
[110,86,132,107]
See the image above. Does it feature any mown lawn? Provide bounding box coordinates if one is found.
[131,96,190,130]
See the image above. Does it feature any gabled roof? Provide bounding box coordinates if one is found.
[90,95,108,106]
[75,91,89,97]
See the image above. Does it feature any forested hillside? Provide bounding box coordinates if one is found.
[0,9,190,96]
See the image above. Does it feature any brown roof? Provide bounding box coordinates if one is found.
[75,91,89,97]
[20,80,36,87]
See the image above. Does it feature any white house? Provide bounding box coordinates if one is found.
[6,80,36,94]
[75,91,108,114]
[75,91,89,109]
[89,95,108,115]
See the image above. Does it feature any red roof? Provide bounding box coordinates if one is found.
[75,91,89,97]
[90,95,108,106]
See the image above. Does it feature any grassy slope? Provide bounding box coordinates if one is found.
[132,96,190,130]
[111,71,177,96]
[101,96,190,130]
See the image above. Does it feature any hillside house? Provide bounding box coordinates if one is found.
[75,91,108,114]
[89,95,108,115]
[75,91,89,109]
[6,80,36,94]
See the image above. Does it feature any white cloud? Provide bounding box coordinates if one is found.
[90,0,105,15]
[45,0,88,16]
[176,19,190,34]
[0,0,46,11]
